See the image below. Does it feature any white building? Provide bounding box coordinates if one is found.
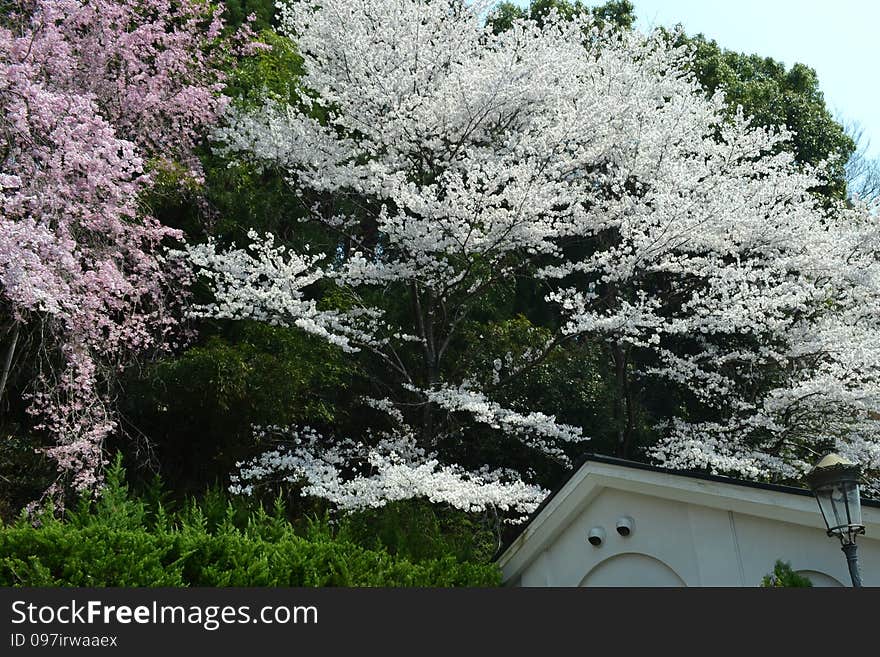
[496,455,880,587]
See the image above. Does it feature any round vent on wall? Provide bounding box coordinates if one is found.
[616,516,634,537]
[587,526,605,546]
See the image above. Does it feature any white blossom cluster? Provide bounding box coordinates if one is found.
[230,424,547,516]
[417,383,586,464]
[194,0,880,511]
[646,197,880,485]
[183,231,399,352]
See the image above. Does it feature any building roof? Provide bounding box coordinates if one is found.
[495,453,880,567]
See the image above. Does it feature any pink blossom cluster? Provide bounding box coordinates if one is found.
[0,0,238,496]
[8,0,233,180]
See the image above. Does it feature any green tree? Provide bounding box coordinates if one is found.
[760,560,814,587]
[489,0,635,33]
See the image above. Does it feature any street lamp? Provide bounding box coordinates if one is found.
[805,453,865,587]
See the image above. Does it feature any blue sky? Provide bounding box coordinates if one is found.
[514,0,880,157]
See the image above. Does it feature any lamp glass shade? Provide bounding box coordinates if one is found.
[806,453,864,543]
[814,480,861,534]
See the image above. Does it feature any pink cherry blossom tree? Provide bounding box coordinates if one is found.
[0,0,240,498]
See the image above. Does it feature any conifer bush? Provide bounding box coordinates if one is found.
[0,458,500,587]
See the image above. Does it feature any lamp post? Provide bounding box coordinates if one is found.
[805,453,865,587]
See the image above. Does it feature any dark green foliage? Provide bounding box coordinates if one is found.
[118,322,361,494]
[145,30,309,242]
[0,457,500,587]
[221,0,277,31]
[0,322,61,521]
[760,560,814,587]
[224,29,305,107]
[0,433,55,523]
[333,500,498,563]
[448,316,617,472]
[489,1,635,33]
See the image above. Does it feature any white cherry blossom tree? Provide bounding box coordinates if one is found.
[188,0,880,517]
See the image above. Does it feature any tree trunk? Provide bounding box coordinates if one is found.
[412,284,440,445]
[423,291,440,445]
[612,342,635,459]
[0,322,20,405]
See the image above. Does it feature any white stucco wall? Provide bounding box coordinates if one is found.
[512,487,879,587]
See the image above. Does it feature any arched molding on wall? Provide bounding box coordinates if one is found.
[796,570,845,587]
[579,552,687,587]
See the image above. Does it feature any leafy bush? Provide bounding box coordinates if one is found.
[760,560,814,587]
[326,500,499,564]
[0,458,500,587]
